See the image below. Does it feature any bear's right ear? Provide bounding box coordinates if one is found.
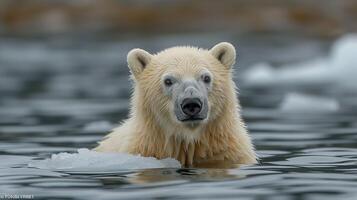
[127,48,152,79]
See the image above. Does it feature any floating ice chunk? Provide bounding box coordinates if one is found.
[83,121,114,132]
[280,93,339,112]
[331,34,357,71]
[330,34,357,90]
[242,63,276,85]
[244,59,332,86]
[28,149,181,173]
[243,34,357,90]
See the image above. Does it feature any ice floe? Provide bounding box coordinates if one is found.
[83,121,114,132]
[28,149,181,173]
[280,93,339,113]
[243,34,357,90]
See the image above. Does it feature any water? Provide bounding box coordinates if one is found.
[0,33,356,200]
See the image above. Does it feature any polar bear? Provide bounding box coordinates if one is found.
[95,42,257,167]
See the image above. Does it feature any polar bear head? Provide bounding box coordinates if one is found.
[127,42,237,137]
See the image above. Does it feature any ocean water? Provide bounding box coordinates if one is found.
[0,33,356,200]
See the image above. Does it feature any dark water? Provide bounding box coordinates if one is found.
[0,33,356,200]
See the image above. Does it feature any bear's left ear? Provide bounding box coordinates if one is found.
[209,42,236,69]
[127,48,153,79]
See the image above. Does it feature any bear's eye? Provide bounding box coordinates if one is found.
[203,75,211,84]
[164,78,173,87]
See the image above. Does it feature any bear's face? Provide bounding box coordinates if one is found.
[161,67,212,124]
[127,42,236,131]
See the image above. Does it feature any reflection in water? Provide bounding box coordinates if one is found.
[0,34,357,200]
[125,168,246,184]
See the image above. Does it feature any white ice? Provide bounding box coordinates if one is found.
[83,121,114,132]
[243,34,357,90]
[28,148,181,173]
[280,93,339,113]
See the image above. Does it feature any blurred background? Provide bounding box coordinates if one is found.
[0,0,357,100]
[1,0,357,99]
[1,1,357,199]
[1,0,357,37]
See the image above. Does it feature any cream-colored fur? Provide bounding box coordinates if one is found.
[95,42,257,167]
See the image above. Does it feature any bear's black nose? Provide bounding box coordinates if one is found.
[181,98,202,117]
